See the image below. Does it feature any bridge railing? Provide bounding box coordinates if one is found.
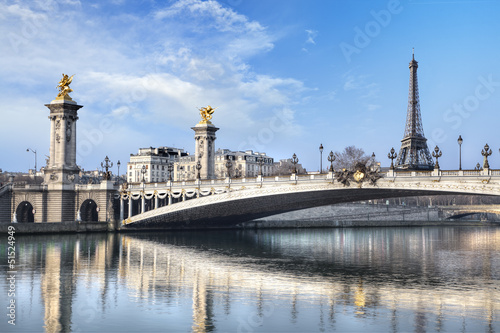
[388,169,498,177]
[122,168,500,192]
[124,173,334,190]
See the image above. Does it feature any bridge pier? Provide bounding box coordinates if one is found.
[120,197,124,221]
[141,194,145,214]
[154,193,158,210]
[128,196,132,219]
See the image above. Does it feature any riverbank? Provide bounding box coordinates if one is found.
[1,219,498,234]
[0,221,112,234]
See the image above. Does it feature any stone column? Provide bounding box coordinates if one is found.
[192,122,219,180]
[128,196,132,218]
[49,116,56,167]
[154,193,158,209]
[60,115,67,167]
[120,196,124,221]
[44,98,82,222]
[141,194,145,213]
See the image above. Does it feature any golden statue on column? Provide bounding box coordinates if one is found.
[56,74,74,101]
[198,105,217,124]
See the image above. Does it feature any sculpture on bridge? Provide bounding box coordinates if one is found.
[335,162,381,187]
[56,74,74,100]
[198,105,217,124]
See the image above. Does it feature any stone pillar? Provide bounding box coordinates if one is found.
[120,196,124,221]
[192,122,219,180]
[154,193,158,209]
[141,194,145,213]
[128,196,132,218]
[43,98,83,222]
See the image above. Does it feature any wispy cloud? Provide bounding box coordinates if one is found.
[0,0,304,171]
[305,29,317,44]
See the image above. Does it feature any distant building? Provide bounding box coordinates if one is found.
[214,149,274,178]
[127,147,188,183]
[173,149,275,180]
[274,159,306,175]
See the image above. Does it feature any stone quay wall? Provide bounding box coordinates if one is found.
[0,221,111,234]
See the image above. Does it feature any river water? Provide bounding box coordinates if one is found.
[1,226,499,332]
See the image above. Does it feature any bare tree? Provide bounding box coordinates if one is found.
[332,146,373,171]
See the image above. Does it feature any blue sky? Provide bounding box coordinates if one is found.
[1,0,500,174]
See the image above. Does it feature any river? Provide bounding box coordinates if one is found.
[1,226,499,332]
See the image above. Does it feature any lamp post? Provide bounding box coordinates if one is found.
[140,165,146,213]
[26,148,37,172]
[388,148,397,170]
[141,165,147,183]
[101,156,113,180]
[168,162,174,181]
[481,143,492,169]
[117,160,121,183]
[328,151,335,172]
[196,161,202,180]
[319,144,324,174]
[291,153,299,174]
[257,156,264,176]
[457,135,463,170]
[432,146,442,169]
[225,157,233,178]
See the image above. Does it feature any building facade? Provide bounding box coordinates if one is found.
[127,147,188,183]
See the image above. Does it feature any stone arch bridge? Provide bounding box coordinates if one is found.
[119,168,500,230]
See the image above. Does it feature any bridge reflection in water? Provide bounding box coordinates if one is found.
[2,228,499,332]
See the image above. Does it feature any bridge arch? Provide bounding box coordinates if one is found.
[123,187,463,229]
[16,201,35,223]
[80,199,98,222]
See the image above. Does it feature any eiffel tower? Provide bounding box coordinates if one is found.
[395,50,434,170]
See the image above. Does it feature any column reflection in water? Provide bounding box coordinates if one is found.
[41,245,61,333]
[0,228,499,332]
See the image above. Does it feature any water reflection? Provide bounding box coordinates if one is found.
[1,227,499,332]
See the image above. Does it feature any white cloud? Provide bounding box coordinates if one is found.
[0,0,305,171]
[305,29,317,44]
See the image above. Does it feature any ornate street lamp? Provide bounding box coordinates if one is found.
[225,157,233,178]
[257,156,264,176]
[140,165,147,183]
[388,148,397,170]
[196,161,202,180]
[117,160,121,183]
[328,151,335,172]
[168,162,174,181]
[432,146,442,169]
[482,143,492,169]
[291,153,299,174]
[475,163,481,171]
[101,156,113,180]
[26,148,37,172]
[319,144,324,174]
[457,135,463,170]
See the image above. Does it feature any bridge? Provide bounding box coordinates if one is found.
[120,168,500,229]
[439,204,500,220]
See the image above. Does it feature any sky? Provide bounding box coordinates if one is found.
[1,0,500,174]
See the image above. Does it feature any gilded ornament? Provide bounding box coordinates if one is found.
[353,170,365,182]
[56,74,75,100]
[198,105,217,124]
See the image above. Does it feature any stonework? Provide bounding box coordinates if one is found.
[0,95,119,224]
[192,122,219,179]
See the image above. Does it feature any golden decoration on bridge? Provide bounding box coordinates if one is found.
[198,105,217,124]
[353,170,365,182]
[56,74,74,101]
